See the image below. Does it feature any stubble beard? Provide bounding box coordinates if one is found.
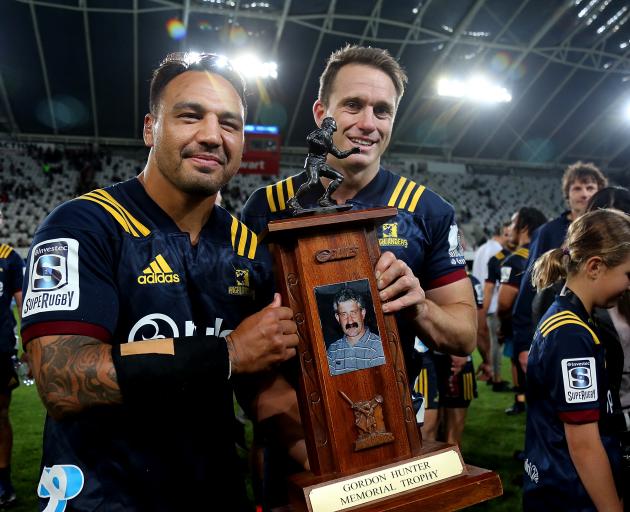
[158,152,233,198]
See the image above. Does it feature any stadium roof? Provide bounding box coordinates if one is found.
[1,0,630,170]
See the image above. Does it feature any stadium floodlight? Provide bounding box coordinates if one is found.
[437,76,512,103]
[232,54,278,79]
[625,100,630,120]
[184,52,202,65]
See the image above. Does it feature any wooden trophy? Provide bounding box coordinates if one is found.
[262,206,502,512]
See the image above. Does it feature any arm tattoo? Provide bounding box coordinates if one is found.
[29,335,121,419]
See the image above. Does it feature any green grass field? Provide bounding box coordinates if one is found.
[463,367,526,511]
[8,354,525,511]
[8,382,45,512]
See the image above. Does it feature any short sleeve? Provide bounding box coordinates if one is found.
[240,189,270,236]
[7,251,24,295]
[500,257,523,287]
[471,278,484,308]
[486,257,498,283]
[21,202,119,345]
[420,208,467,290]
[544,326,601,424]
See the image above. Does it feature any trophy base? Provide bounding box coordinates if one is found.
[288,442,502,512]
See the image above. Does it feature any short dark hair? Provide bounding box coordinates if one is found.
[149,52,247,116]
[587,186,630,214]
[561,161,607,199]
[318,45,408,107]
[515,207,547,236]
[333,287,365,312]
[493,220,511,237]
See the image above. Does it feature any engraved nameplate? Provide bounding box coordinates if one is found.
[308,449,465,512]
[315,246,359,263]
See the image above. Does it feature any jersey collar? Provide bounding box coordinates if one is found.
[347,167,391,206]
[118,178,227,240]
[558,287,591,322]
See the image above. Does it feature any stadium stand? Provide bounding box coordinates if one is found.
[0,141,604,260]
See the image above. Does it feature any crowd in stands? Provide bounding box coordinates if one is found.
[0,141,613,251]
[0,141,620,258]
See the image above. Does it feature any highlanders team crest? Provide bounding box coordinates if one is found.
[229,269,253,296]
[379,223,408,248]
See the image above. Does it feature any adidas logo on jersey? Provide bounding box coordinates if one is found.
[137,254,180,285]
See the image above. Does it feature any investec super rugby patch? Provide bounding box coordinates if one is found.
[500,266,512,283]
[23,238,80,318]
[561,357,598,404]
[448,224,466,265]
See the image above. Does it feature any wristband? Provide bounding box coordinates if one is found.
[111,335,230,405]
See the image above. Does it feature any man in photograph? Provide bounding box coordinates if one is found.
[327,287,384,375]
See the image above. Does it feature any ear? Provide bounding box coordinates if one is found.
[335,312,340,324]
[143,113,155,148]
[313,100,326,128]
[584,256,604,280]
[361,308,366,321]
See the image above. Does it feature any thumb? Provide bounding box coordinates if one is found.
[268,292,282,309]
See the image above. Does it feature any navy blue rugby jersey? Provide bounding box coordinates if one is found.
[242,168,467,290]
[523,292,621,510]
[21,178,269,511]
[0,244,23,352]
[499,244,529,289]
[513,212,572,359]
[242,168,467,379]
[486,248,511,285]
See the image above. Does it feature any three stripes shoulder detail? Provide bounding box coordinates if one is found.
[387,177,425,213]
[0,244,13,259]
[538,310,600,344]
[80,189,150,237]
[230,216,258,259]
[265,177,295,213]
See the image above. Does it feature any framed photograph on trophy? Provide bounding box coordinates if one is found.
[314,279,385,377]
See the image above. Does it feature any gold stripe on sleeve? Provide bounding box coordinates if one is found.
[387,177,407,207]
[93,189,150,236]
[265,185,277,213]
[237,224,248,256]
[286,177,295,199]
[230,217,239,250]
[408,185,426,213]
[539,311,580,333]
[398,181,417,210]
[247,231,258,259]
[276,181,286,211]
[542,319,601,344]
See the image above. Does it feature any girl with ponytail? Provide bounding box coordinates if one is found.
[523,208,630,512]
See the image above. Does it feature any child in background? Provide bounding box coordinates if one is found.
[523,209,628,512]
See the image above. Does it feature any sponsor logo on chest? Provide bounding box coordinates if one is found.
[23,238,80,317]
[137,254,180,285]
[128,313,233,341]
